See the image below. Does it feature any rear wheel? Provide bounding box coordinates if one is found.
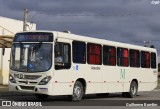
[126,81,138,98]
[69,81,84,101]
[35,94,48,101]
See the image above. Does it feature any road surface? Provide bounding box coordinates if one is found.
[0,89,160,106]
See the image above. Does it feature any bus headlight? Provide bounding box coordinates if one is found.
[39,76,52,85]
[9,74,16,83]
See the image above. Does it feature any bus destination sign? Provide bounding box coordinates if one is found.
[13,32,53,42]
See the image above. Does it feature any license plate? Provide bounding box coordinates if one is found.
[39,88,48,92]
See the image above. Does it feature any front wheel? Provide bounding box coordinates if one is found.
[69,81,84,101]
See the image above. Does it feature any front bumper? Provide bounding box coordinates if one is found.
[9,82,53,95]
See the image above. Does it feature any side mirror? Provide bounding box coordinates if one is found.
[2,47,5,55]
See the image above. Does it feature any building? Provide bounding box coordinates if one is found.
[0,16,36,85]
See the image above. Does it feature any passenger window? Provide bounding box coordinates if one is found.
[72,41,86,64]
[151,52,156,69]
[55,42,71,70]
[129,49,140,67]
[87,43,102,65]
[141,51,150,68]
[117,48,129,67]
[103,45,116,66]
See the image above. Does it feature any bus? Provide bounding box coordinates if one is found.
[9,31,158,101]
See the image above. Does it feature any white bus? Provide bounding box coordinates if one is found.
[9,31,158,101]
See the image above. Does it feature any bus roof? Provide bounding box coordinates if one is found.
[16,30,157,53]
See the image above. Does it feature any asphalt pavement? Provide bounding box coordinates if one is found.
[0,78,160,107]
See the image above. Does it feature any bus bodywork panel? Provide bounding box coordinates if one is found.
[52,32,157,95]
[9,31,158,97]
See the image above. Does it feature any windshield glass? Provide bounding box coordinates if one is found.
[10,43,52,72]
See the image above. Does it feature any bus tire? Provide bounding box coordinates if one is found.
[126,81,138,98]
[70,81,84,101]
[35,94,48,101]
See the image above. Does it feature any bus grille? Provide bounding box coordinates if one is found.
[18,81,38,85]
[24,75,41,80]
[20,86,35,90]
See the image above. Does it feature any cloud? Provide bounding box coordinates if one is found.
[0,0,160,48]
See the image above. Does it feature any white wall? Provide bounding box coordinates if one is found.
[0,16,36,35]
[1,48,10,85]
[0,16,36,85]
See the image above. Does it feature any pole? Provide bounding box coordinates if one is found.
[23,8,28,31]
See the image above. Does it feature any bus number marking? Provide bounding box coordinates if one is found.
[76,65,79,70]
[73,65,79,71]
[91,66,100,70]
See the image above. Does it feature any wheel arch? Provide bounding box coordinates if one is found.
[131,79,138,88]
[76,78,87,94]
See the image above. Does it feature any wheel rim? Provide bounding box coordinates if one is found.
[73,85,82,98]
[131,85,136,95]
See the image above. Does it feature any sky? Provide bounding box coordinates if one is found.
[0,0,160,54]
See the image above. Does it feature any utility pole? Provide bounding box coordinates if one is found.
[23,8,28,31]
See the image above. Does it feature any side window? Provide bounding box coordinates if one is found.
[151,52,156,69]
[129,49,140,67]
[141,51,150,68]
[103,45,116,66]
[55,42,71,70]
[87,43,102,65]
[72,41,86,64]
[117,48,129,67]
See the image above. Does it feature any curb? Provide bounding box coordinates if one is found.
[0,85,9,92]
[0,85,8,87]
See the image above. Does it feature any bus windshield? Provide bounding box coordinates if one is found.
[10,43,52,72]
